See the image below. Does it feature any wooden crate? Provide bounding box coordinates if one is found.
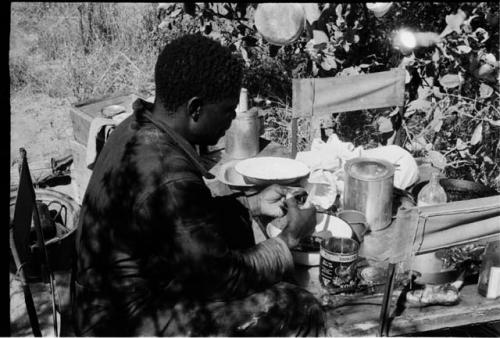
[69,92,144,202]
[69,140,92,204]
[70,92,142,146]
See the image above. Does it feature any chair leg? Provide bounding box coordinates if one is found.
[22,283,42,337]
[379,262,396,337]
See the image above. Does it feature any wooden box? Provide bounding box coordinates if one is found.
[70,92,142,146]
[69,92,143,202]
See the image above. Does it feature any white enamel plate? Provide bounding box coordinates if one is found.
[235,157,310,185]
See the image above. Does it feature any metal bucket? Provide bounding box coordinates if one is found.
[344,158,395,231]
[10,187,80,281]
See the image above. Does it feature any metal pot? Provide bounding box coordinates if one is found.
[344,158,395,231]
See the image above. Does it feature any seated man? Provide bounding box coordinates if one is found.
[72,34,325,337]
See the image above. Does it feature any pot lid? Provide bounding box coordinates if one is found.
[345,157,395,181]
[254,3,305,46]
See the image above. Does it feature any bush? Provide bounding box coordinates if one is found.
[10,2,500,189]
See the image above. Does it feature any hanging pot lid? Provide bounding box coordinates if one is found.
[366,3,393,18]
[254,3,305,46]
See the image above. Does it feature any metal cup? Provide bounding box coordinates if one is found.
[337,209,368,243]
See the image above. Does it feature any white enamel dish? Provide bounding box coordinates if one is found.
[216,160,255,188]
[235,157,310,185]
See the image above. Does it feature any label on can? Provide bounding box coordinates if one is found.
[319,240,358,289]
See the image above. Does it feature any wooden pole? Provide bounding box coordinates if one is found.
[291,117,298,158]
[379,262,396,336]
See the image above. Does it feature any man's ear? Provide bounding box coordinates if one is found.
[187,97,203,122]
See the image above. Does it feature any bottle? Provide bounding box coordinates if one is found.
[478,240,500,299]
[417,172,447,206]
[224,88,260,159]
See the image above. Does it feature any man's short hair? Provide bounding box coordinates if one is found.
[155,34,244,111]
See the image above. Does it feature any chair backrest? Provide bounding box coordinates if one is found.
[10,148,60,337]
[291,69,406,157]
[11,148,50,281]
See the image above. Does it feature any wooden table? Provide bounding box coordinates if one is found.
[204,140,500,337]
[294,266,500,336]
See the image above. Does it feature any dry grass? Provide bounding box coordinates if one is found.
[10,3,160,102]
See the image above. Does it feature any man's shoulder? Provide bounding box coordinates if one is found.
[131,127,202,183]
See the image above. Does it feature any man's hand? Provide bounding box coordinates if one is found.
[278,197,317,249]
[247,184,288,218]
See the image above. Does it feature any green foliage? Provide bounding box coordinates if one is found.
[10,2,500,189]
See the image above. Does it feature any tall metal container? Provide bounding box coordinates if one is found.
[344,158,395,231]
[225,88,260,159]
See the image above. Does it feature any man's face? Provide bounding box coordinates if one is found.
[194,97,238,145]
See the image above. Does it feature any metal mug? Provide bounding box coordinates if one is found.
[344,158,395,231]
[337,209,368,243]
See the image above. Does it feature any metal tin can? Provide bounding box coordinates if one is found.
[320,237,359,288]
[344,158,395,231]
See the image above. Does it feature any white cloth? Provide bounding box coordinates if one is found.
[361,145,419,190]
[296,134,419,192]
[86,117,117,169]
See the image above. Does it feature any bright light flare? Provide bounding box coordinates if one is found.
[397,30,417,49]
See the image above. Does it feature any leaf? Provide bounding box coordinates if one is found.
[430,118,443,132]
[313,42,327,50]
[343,42,350,52]
[484,156,493,164]
[253,95,264,103]
[439,74,463,89]
[312,62,319,76]
[335,4,343,18]
[433,106,444,121]
[240,47,250,66]
[432,49,440,63]
[400,53,415,68]
[474,28,490,43]
[444,9,466,35]
[432,86,444,98]
[427,150,447,169]
[456,138,469,157]
[479,83,494,98]
[320,55,337,70]
[406,99,432,115]
[389,107,399,117]
[170,8,182,18]
[476,64,495,79]
[377,116,393,133]
[456,138,468,151]
[418,86,432,100]
[456,45,472,54]
[470,123,483,145]
[481,52,497,66]
[203,22,212,35]
[405,70,411,84]
[486,118,500,127]
[158,3,176,12]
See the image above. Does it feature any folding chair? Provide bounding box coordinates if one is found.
[291,68,407,157]
[10,148,61,337]
[366,195,500,336]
